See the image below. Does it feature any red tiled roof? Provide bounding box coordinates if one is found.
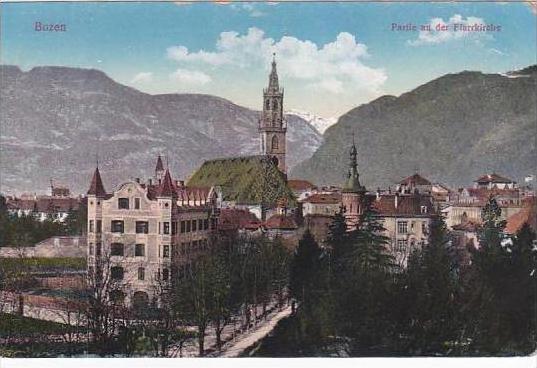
[476,173,514,184]
[399,173,432,186]
[505,198,537,234]
[288,179,316,191]
[265,214,298,230]
[452,220,481,232]
[218,208,261,231]
[87,167,107,197]
[370,193,435,217]
[7,197,80,213]
[302,193,342,204]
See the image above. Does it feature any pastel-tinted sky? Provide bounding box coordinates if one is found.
[1,1,536,117]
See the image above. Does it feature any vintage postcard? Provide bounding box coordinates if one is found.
[0,0,536,365]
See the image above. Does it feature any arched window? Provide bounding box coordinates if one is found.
[271,135,279,150]
[265,99,270,110]
[273,99,278,109]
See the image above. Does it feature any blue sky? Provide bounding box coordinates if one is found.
[1,1,536,116]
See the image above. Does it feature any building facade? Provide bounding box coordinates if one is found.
[86,158,219,307]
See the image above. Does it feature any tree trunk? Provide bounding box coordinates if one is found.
[198,326,206,356]
[215,319,222,350]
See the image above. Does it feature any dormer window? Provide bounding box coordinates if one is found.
[420,206,428,214]
[118,198,129,209]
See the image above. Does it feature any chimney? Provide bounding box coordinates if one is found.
[148,178,153,186]
[395,192,399,208]
[376,188,381,201]
[135,178,140,184]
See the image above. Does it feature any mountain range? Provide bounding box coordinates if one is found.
[291,65,537,190]
[0,65,322,195]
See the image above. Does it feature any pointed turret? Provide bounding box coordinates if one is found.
[87,167,107,197]
[157,169,176,198]
[343,138,365,193]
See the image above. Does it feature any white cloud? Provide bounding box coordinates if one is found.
[130,72,154,84]
[166,27,386,95]
[169,68,212,85]
[489,48,507,56]
[409,14,492,46]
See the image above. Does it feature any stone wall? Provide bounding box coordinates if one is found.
[0,236,86,258]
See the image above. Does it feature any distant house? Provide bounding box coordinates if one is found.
[287,179,317,201]
[301,193,342,217]
[6,195,81,222]
[398,173,432,194]
[474,173,517,190]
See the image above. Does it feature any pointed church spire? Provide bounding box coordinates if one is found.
[87,166,107,197]
[156,154,164,172]
[268,53,279,92]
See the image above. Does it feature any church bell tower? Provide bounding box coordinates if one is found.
[259,54,287,174]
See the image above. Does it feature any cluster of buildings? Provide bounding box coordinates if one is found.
[4,181,82,222]
[6,57,534,308]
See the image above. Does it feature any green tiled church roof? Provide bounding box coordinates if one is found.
[187,155,296,206]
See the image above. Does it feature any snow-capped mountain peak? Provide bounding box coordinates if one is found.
[285,109,338,134]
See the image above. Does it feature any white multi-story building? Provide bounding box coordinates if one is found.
[86,156,219,308]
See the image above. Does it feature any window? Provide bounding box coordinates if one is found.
[138,267,145,281]
[186,220,191,233]
[134,198,141,210]
[89,220,95,233]
[163,222,170,235]
[192,220,197,232]
[273,99,278,109]
[198,219,203,231]
[204,219,209,230]
[96,220,102,234]
[172,222,177,235]
[397,221,408,235]
[118,198,129,209]
[135,244,145,257]
[421,222,427,234]
[265,99,270,110]
[271,135,279,150]
[96,242,102,256]
[420,205,428,214]
[163,245,170,258]
[111,266,124,280]
[396,239,407,252]
[89,243,94,255]
[111,220,124,233]
[180,221,186,233]
[162,268,169,281]
[136,221,149,234]
[110,243,124,256]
